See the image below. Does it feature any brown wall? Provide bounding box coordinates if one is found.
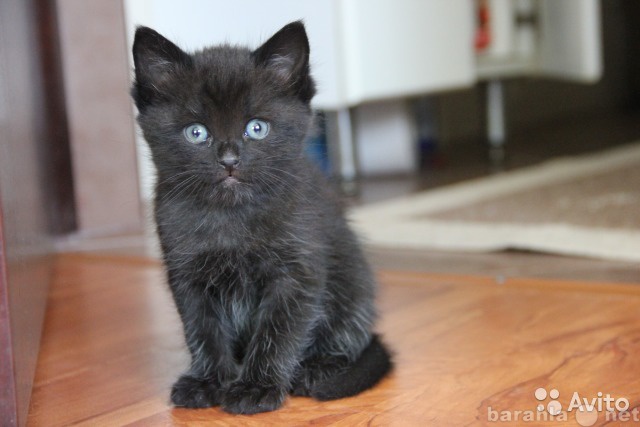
[1,1,145,423]
[56,0,142,235]
[0,0,56,425]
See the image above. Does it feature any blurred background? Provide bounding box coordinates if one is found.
[2,1,640,424]
[4,0,640,242]
[125,0,612,202]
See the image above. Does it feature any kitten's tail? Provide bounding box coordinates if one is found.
[310,334,392,401]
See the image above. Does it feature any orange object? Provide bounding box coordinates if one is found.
[475,0,491,51]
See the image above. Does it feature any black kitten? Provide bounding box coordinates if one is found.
[131,21,391,415]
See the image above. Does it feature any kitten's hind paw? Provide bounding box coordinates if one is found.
[222,381,286,415]
[170,374,222,408]
[290,355,349,397]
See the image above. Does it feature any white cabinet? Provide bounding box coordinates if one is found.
[537,0,602,82]
[336,0,475,106]
[125,0,601,107]
[125,0,476,110]
[476,0,601,82]
[125,0,603,187]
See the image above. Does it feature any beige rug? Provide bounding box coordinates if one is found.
[349,142,640,262]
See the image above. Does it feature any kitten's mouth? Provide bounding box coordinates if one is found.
[221,170,241,185]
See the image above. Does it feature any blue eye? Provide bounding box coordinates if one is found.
[244,119,270,140]
[183,123,209,144]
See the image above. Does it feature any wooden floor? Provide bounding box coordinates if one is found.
[26,253,640,426]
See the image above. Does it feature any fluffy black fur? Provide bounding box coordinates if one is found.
[131,21,391,415]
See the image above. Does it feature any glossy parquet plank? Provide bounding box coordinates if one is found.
[27,254,640,426]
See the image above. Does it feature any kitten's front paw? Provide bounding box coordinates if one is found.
[222,381,286,415]
[170,374,222,408]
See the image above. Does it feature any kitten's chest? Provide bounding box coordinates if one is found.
[180,249,263,340]
[156,201,266,253]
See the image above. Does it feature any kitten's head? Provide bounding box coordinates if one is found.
[131,22,316,207]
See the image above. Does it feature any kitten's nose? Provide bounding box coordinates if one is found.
[218,154,240,171]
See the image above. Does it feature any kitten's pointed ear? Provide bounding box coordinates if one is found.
[253,21,315,102]
[131,26,190,110]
